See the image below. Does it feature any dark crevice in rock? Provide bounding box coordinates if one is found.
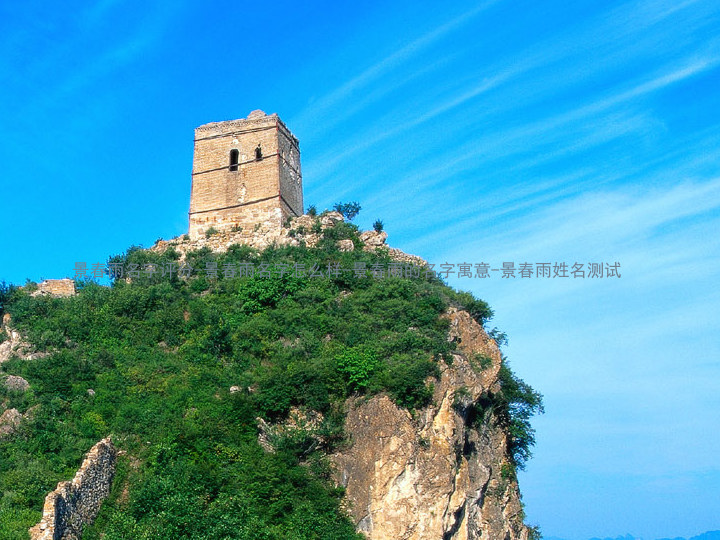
[443,502,466,540]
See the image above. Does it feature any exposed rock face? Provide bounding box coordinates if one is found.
[359,230,388,248]
[331,308,529,540]
[0,320,22,363]
[0,314,48,363]
[338,238,355,252]
[29,437,118,540]
[153,211,339,254]
[0,408,23,437]
[0,406,39,438]
[3,375,30,392]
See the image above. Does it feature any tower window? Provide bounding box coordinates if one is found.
[229,149,239,171]
[255,144,263,161]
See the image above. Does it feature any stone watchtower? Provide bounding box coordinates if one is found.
[188,110,303,240]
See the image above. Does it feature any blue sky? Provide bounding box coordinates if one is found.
[1,0,719,538]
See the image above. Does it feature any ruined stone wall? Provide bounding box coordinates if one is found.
[31,279,76,298]
[189,110,302,240]
[29,437,118,540]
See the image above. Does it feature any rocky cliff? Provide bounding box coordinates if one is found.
[332,308,529,540]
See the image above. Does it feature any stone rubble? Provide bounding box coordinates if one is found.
[151,211,426,268]
[3,374,30,392]
[30,279,76,298]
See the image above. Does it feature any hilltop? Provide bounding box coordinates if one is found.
[0,215,542,539]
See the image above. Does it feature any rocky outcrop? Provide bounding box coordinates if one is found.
[151,211,423,265]
[257,406,326,454]
[29,437,118,540]
[359,230,388,248]
[0,408,23,437]
[338,238,355,252]
[0,405,38,438]
[3,375,30,392]
[152,211,348,255]
[0,314,48,363]
[331,308,529,540]
[386,247,427,267]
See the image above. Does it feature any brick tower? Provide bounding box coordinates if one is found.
[188,110,303,240]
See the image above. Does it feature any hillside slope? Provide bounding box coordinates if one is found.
[0,217,542,539]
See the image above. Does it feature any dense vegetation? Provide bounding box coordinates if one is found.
[0,223,541,539]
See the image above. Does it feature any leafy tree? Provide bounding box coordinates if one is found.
[332,202,361,221]
[336,348,379,391]
[0,280,18,320]
[450,291,493,324]
[496,364,544,469]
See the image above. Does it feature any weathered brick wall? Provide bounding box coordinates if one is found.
[189,197,284,240]
[29,437,118,540]
[278,122,303,216]
[188,110,303,240]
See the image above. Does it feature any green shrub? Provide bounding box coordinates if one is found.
[336,348,379,391]
[0,280,18,319]
[488,327,508,347]
[0,239,538,537]
[472,353,493,371]
[500,462,516,480]
[527,524,543,540]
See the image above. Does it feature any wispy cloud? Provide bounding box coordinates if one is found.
[292,0,500,131]
[305,20,718,195]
